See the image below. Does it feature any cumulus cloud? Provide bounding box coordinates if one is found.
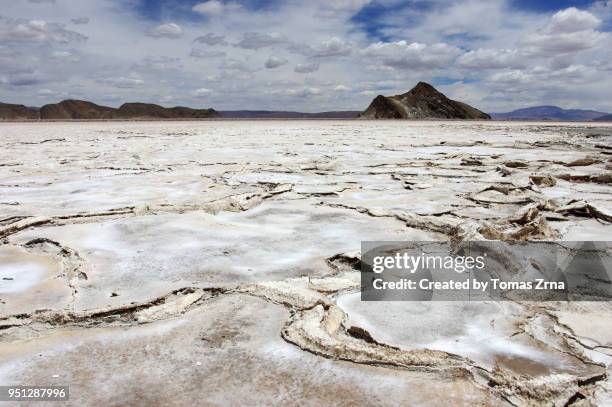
[287,87,322,98]
[192,87,212,97]
[521,8,607,56]
[334,85,350,92]
[236,32,286,49]
[458,48,526,70]
[265,56,288,69]
[288,38,352,58]
[523,30,608,56]
[488,69,533,85]
[313,37,351,57]
[362,41,461,70]
[192,1,240,16]
[294,62,320,73]
[190,49,226,58]
[146,23,183,39]
[193,32,227,46]
[547,7,601,33]
[488,64,596,87]
[0,16,87,43]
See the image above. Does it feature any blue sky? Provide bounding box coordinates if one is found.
[1,0,611,112]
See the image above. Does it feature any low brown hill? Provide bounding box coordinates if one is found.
[0,102,39,120]
[40,100,120,119]
[33,100,218,120]
[118,103,217,119]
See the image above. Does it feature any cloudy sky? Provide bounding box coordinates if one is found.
[1,0,611,112]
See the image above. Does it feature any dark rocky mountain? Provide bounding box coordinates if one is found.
[593,114,612,121]
[360,82,490,120]
[0,102,39,120]
[219,110,360,119]
[491,106,608,121]
[0,99,219,120]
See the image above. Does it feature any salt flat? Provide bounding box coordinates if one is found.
[0,120,611,405]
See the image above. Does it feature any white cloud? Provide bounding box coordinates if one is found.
[362,41,461,70]
[458,48,526,70]
[488,69,533,85]
[316,0,372,18]
[146,23,183,39]
[294,62,320,73]
[193,32,227,46]
[287,87,321,98]
[265,56,288,69]
[548,7,601,33]
[236,32,286,49]
[487,64,597,88]
[51,50,71,58]
[359,90,377,96]
[193,88,212,97]
[334,85,350,92]
[192,1,240,16]
[313,37,352,57]
[288,38,352,58]
[193,1,223,15]
[524,30,607,56]
[521,8,608,56]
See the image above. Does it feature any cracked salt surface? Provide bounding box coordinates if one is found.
[0,259,46,294]
[0,245,70,314]
[10,201,440,311]
[337,293,593,377]
[0,120,611,405]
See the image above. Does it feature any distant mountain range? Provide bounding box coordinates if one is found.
[491,106,610,121]
[0,101,358,120]
[0,100,218,120]
[593,114,612,121]
[360,82,490,120]
[219,110,360,119]
[1,96,611,121]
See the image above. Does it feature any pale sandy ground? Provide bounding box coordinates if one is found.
[0,120,611,406]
